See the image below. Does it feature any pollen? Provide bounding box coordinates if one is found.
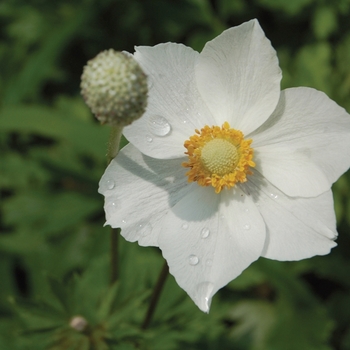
[182,122,255,193]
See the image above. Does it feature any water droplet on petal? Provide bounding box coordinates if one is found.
[148,115,171,136]
[181,223,189,230]
[200,227,210,239]
[206,259,213,266]
[244,208,249,213]
[189,255,199,265]
[270,193,278,199]
[122,219,127,224]
[146,135,153,143]
[243,224,251,230]
[106,179,115,190]
[194,282,214,313]
[136,222,152,237]
[106,196,119,214]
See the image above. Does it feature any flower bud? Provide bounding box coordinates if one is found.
[69,315,88,332]
[81,49,148,127]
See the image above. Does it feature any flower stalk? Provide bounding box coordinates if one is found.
[107,126,123,284]
[142,261,169,329]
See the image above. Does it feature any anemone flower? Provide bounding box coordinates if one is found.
[99,19,350,312]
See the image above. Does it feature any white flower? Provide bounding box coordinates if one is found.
[99,19,350,312]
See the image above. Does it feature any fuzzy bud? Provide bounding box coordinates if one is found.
[69,315,88,332]
[81,49,148,127]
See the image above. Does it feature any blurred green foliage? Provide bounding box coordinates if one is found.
[1,0,350,349]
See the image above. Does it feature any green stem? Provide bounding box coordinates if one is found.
[107,126,123,285]
[142,261,169,330]
[107,126,123,163]
[110,227,120,284]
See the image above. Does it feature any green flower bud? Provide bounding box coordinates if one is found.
[81,49,148,127]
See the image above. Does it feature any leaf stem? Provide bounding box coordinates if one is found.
[142,261,169,329]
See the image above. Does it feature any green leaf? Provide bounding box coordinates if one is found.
[3,10,88,104]
[257,0,314,15]
[312,6,338,39]
[229,300,276,349]
[47,276,71,314]
[0,105,109,158]
[97,282,120,320]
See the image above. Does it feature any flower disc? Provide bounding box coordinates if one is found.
[182,122,255,193]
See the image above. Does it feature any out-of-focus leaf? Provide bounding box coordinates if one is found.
[229,300,276,349]
[228,264,265,291]
[3,9,88,104]
[47,277,72,314]
[292,43,332,94]
[266,296,333,350]
[97,282,120,320]
[0,153,50,189]
[257,0,314,15]
[0,105,109,158]
[312,6,338,39]
[2,191,100,236]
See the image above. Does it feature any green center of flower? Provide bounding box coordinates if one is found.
[200,138,238,176]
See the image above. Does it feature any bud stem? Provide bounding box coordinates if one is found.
[107,126,123,162]
[107,126,123,285]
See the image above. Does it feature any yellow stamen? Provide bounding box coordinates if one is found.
[182,122,255,193]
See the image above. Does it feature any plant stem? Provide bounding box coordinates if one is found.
[107,126,123,285]
[142,261,169,330]
[110,227,120,284]
[107,126,123,162]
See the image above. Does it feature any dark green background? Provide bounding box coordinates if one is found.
[1,0,350,349]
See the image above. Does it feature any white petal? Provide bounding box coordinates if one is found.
[251,87,350,197]
[195,19,281,134]
[244,171,337,260]
[158,186,266,312]
[123,43,215,159]
[98,144,192,246]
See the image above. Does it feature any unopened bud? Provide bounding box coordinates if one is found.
[69,315,88,332]
[81,49,148,127]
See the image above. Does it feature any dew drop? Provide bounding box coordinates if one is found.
[181,223,189,230]
[106,196,119,214]
[194,282,214,312]
[200,227,210,239]
[106,179,115,190]
[270,193,278,199]
[206,259,213,266]
[243,224,251,230]
[136,222,152,237]
[244,208,249,213]
[122,219,127,224]
[189,255,199,265]
[146,135,153,143]
[148,115,171,136]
